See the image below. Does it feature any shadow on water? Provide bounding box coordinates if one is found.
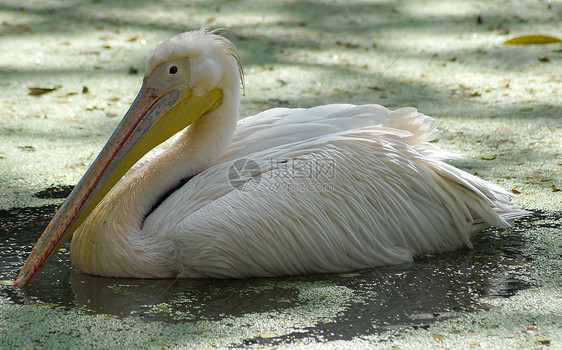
[0,201,550,344]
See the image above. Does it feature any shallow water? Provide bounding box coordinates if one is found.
[0,202,539,343]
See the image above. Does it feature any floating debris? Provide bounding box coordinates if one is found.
[28,86,60,96]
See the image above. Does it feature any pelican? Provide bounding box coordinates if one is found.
[15,29,527,287]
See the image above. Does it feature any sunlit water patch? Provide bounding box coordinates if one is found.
[0,203,552,345]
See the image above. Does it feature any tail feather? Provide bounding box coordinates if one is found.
[425,158,530,235]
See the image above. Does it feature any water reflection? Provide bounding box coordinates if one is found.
[0,204,536,340]
[68,272,304,322]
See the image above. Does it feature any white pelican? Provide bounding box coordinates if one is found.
[15,29,527,287]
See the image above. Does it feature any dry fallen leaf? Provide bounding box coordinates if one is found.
[33,303,54,307]
[552,185,561,192]
[128,35,146,42]
[503,35,562,45]
[537,337,550,345]
[28,86,59,96]
[496,127,514,136]
[522,326,538,334]
[340,272,362,278]
[511,189,522,195]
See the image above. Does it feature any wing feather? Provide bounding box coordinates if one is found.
[142,104,525,277]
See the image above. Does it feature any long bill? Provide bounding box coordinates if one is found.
[14,86,223,287]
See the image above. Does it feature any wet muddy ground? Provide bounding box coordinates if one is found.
[1,203,559,348]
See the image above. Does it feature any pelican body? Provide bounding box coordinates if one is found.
[15,30,527,286]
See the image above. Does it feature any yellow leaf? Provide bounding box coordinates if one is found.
[503,35,562,45]
[260,333,277,338]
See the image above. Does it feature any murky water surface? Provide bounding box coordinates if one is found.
[0,203,543,343]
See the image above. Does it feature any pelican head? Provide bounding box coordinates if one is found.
[15,29,243,287]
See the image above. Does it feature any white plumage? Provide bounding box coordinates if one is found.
[16,29,527,287]
[73,101,524,278]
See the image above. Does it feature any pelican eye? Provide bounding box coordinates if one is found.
[169,65,178,75]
